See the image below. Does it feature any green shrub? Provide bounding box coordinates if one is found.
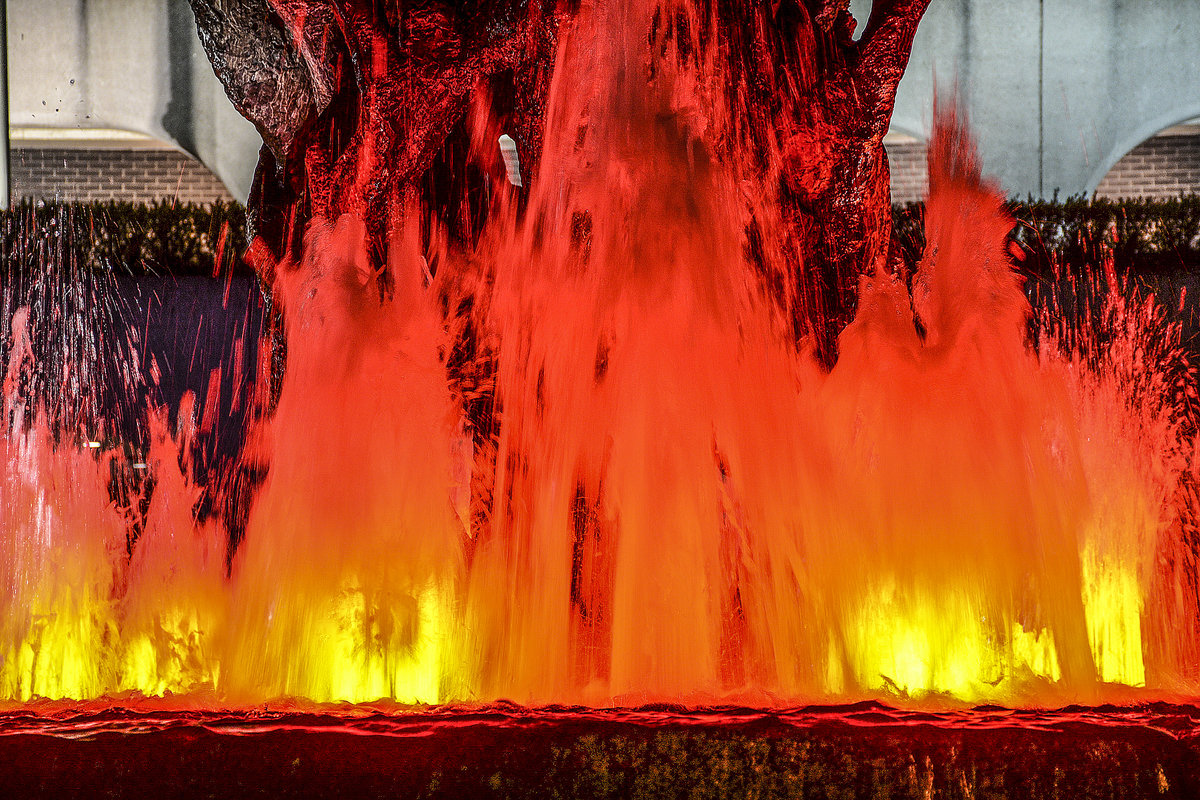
[893,195,1200,276]
[4,196,1198,281]
[0,199,249,277]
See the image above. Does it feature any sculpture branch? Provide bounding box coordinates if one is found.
[188,0,929,361]
[189,0,322,161]
[855,0,932,135]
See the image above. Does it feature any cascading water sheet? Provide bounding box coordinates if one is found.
[1,0,1197,708]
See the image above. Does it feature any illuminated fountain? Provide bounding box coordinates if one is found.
[2,0,1200,794]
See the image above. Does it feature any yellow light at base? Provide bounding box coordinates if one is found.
[314,579,451,705]
[1081,543,1146,687]
[120,607,218,697]
[843,581,1061,702]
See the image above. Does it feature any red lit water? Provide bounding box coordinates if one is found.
[1,1,1198,711]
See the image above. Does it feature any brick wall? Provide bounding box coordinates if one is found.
[13,132,1196,207]
[1095,131,1200,201]
[11,147,234,204]
[886,141,928,204]
[886,128,1200,204]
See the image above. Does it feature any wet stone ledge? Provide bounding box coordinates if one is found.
[1,705,1198,798]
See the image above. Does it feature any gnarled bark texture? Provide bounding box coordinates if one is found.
[188,0,928,355]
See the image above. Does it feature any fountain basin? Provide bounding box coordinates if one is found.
[2,703,1198,798]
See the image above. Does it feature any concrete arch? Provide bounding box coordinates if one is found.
[1084,104,1200,197]
[8,0,261,201]
[877,0,1200,199]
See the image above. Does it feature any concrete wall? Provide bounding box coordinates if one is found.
[854,0,1200,199]
[8,0,260,201]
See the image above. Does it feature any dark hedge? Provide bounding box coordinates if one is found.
[0,199,249,277]
[2,196,1198,280]
[893,195,1200,276]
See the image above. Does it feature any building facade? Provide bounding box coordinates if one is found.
[9,0,1200,205]
[9,0,258,204]
[870,0,1200,202]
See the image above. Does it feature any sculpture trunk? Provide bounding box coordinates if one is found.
[188,0,928,359]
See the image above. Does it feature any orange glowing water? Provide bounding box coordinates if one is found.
[1,3,1198,707]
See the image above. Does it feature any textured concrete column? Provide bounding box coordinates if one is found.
[861,0,1200,198]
